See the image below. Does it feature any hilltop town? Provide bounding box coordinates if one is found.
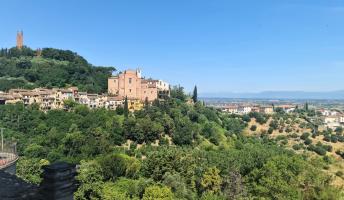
[0,69,170,112]
[0,31,170,111]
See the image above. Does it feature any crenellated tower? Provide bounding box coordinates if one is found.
[16,31,23,49]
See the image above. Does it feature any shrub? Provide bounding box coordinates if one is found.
[304,138,312,145]
[308,145,326,156]
[159,138,169,146]
[338,135,344,142]
[323,145,333,152]
[330,135,338,143]
[323,135,331,142]
[268,127,274,134]
[242,115,251,122]
[285,126,292,133]
[250,125,257,131]
[311,133,318,138]
[276,135,287,141]
[335,150,344,159]
[300,132,310,140]
[336,171,343,178]
[269,120,279,130]
[323,155,332,164]
[292,144,301,150]
[280,140,288,145]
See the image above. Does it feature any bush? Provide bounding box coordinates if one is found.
[292,144,301,150]
[242,115,251,122]
[142,185,174,200]
[335,171,343,178]
[304,138,312,145]
[285,127,292,133]
[323,135,331,142]
[323,145,333,152]
[276,135,287,141]
[323,155,333,164]
[338,135,344,142]
[335,127,343,135]
[330,135,338,143]
[300,132,310,140]
[269,120,279,130]
[290,133,298,138]
[308,145,327,156]
[250,125,257,131]
[159,138,169,146]
[336,151,344,159]
[280,140,288,145]
[268,127,274,134]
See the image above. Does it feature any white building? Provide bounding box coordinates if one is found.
[238,106,252,114]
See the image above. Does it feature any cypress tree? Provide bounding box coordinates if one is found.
[192,85,198,103]
[124,96,129,118]
[144,97,149,109]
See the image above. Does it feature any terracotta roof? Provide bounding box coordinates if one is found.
[20,92,39,96]
[107,96,124,101]
[0,94,14,100]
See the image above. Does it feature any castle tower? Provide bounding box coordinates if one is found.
[16,31,23,49]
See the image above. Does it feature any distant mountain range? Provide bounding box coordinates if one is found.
[199,90,344,100]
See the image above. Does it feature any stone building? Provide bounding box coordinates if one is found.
[108,69,170,102]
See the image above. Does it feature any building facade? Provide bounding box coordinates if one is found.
[108,69,170,102]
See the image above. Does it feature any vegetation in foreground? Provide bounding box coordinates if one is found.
[0,90,343,199]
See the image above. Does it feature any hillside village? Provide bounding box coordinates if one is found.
[0,69,170,112]
[217,103,344,130]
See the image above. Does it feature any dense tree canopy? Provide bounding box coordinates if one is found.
[0,47,114,93]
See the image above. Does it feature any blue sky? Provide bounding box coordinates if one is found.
[1,0,344,94]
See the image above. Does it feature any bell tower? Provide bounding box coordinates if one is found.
[16,31,23,49]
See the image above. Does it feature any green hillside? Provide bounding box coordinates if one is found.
[0,47,115,93]
[1,92,343,199]
[0,47,343,199]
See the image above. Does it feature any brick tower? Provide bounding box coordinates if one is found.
[16,31,23,49]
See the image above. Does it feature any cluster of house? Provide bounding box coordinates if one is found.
[219,104,296,115]
[0,69,170,112]
[318,109,344,129]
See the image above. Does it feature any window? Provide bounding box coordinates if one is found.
[129,89,132,93]
[129,78,132,84]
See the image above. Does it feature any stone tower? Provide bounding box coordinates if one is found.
[16,31,23,49]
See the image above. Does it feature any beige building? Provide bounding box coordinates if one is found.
[108,69,170,102]
[260,106,274,114]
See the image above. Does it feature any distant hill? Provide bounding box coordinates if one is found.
[200,90,344,99]
[0,46,115,93]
